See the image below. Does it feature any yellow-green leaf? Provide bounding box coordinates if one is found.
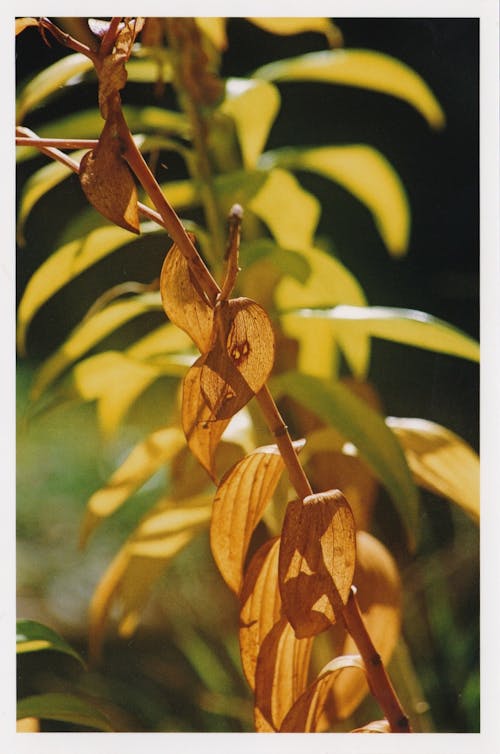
[80,426,185,547]
[262,145,410,256]
[249,168,320,250]
[16,620,85,667]
[247,17,343,47]
[31,293,162,400]
[387,417,480,522]
[17,693,113,732]
[16,53,95,123]
[17,223,161,355]
[221,78,281,168]
[254,49,445,129]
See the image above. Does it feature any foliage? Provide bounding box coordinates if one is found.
[16,17,479,734]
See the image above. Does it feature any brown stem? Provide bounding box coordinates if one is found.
[16,137,98,149]
[343,587,412,732]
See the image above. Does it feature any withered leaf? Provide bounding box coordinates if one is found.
[181,354,230,480]
[79,115,140,233]
[211,440,304,595]
[351,719,391,733]
[279,654,365,732]
[160,241,214,353]
[278,490,356,638]
[254,615,313,732]
[239,537,282,690]
[200,297,275,420]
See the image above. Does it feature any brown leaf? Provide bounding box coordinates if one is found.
[320,530,401,723]
[79,115,140,233]
[278,490,356,638]
[279,654,365,732]
[160,241,214,353]
[351,719,391,733]
[239,537,282,689]
[200,297,275,420]
[211,440,304,594]
[181,354,230,480]
[254,616,313,731]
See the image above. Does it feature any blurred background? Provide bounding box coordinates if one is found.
[16,18,479,732]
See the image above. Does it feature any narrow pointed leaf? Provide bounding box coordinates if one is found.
[196,17,228,50]
[160,241,214,353]
[254,49,445,129]
[16,18,39,35]
[80,426,185,547]
[280,654,365,732]
[273,371,420,548]
[17,693,113,732]
[262,145,410,256]
[247,17,343,46]
[387,417,480,521]
[249,168,320,250]
[126,322,193,361]
[278,490,356,637]
[211,440,304,594]
[221,79,280,168]
[16,620,85,667]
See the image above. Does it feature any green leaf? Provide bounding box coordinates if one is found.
[16,53,95,122]
[17,223,162,355]
[254,49,445,129]
[16,620,85,667]
[17,693,113,732]
[249,168,320,249]
[272,371,420,549]
[261,145,410,256]
[126,57,173,83]
[283,305,480,378]
[31,293,162,400]
[240,239,311,284]
[221,78,281,168]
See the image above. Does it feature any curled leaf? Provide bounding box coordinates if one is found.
[352,719,391,733]
[16,620,85,667]
[211,440,304,594]
[160,240,214,353]
[247,17,343,47]
[278,490,356,637]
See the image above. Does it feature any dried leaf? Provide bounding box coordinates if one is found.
[160,241,214,353]
[279,654,365,732]
[239,538,282,689]
[278,490,356,637]
[352,719,391,733]
[211,440,304,594]
[254,616,313,731]
[80,116,140,233]
[387,416,480,522]
[200,298,275,420]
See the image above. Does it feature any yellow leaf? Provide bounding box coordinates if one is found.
[196,17,228,50]
[280,654,365,731]
[16,18,39,35]
[221,79,280,168]
[247,18,343,47]
[254,49,445,130]
[126,322,193,361]
[249,168,320,250]
[80,426,185,547]
[211,440,304,594]
[16,717,40,733]
[278,490,356,637]
[387,417,480,522]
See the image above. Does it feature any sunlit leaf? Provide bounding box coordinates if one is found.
[88,499,210,661]
[16,53,95,122]
[16,620,85,667]
[196,17,228,50]
[16,717,40,732]
[273,371,420,549]
[254,616,313,731]
[126,322,193,361]
[239,537,282,689]
[254,49,445,129]
[17,223,162,355]
[80,426,185,547]
[31,293,162,400]
[352,719,391,733]
[261,145,410,256]
[15,17,39,35]
[387,417,480,522]
[79,117,140,233]
[280,654,365,732]
[160,241,214,353]
[284,305,480,379]
[276,246,367,379]
[279,490,356,638]
[126,58,172,83]
[221,79,281,168]
[17,693,113,732]
[249,168,320,250]
[247,17,343,47]
[211,440,304,594]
